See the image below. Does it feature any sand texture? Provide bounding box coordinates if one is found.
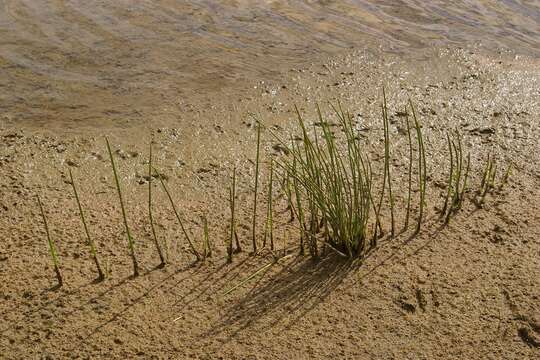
[1,48,539,359]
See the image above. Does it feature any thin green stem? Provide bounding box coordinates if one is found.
[251,121,261,254]
[37,195,63,286]
[442,133,454,216]
[404,110,413,231]
[69,169,104,281]
[202,215,211,259]
[105,137,139,277]
[410,100,426,235]
[149,141,165,267]
[153,165,200,261]
[264,159,274,250]
[227,167,236,263]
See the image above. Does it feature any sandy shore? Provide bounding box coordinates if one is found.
[1,47,539,358]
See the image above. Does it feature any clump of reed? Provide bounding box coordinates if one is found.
[37,195,63,287]
[266,96,430,260]
[274,104,375,258]
[106,137,139,277]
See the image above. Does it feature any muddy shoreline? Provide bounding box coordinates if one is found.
[1,46,540,358]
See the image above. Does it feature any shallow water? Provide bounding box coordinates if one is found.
[0,0,538,127]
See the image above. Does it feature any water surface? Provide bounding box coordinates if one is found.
[0,0,538,126]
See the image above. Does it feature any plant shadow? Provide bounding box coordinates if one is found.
[208,252,360,342]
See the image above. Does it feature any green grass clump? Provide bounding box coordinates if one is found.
[148,141,166,268]
[37,195,63,287]
[264,96,434,260]
[106,137,139,277]
[69,168,105,281]
[275,104,374,258]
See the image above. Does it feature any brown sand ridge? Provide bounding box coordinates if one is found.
[1,46,540,358]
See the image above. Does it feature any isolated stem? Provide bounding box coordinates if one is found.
[374,105,388,240]
[37,195,63,287]
[441,133,454,216]
[404,110,413,231]
[458,153,471,210]
[202,215,211,259]
[264,159,275,250]
[69,169,104,281]
[251,121,261,254]
[153,166,200,261]
[382,90,395,236]
[499,163,512,190]
[410,100,426,235]
[149,141,165,267]
[227,167,236,263]
[105,137,139,277]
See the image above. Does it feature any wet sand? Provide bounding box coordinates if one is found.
[1,1,540,359]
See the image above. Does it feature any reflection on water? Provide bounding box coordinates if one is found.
[0,0,538,126]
